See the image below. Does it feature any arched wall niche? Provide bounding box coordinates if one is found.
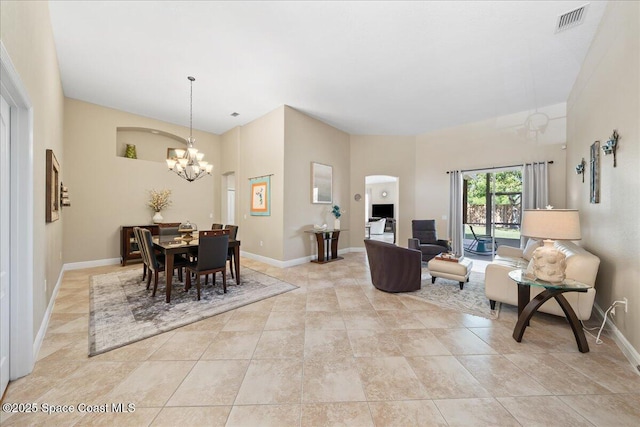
[116,127,187,163]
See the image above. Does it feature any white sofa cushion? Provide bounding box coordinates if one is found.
[523,238,542,261]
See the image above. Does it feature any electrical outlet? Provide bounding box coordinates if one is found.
[44,279,47,292]
[260,240,263,247]
[611,306,616,316]
[624,297,628,313]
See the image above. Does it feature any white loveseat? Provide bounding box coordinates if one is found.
[485,240,600,320]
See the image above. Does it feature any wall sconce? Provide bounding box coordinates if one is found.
[601,129,619,167]
[60,182,71,207]
[575,158,585,182]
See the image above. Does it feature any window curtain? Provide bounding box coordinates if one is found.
[521,161,549,246]
[448,170,464,257]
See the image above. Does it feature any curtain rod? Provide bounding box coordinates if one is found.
[247,173,274,180]
[446,161,553,174]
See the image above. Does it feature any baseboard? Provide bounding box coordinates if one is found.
[593,302,640,372]
[349,247,366,253]
[33,267,64,360]
[241,248,355,269]
[64,257,121,271]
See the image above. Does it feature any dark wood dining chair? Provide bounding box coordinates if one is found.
[211,223,223,230]
[186,229,230,300]
[159,226,180,238]
[224,225,239,279]
[139,228,187,301]
[133,227,149,281]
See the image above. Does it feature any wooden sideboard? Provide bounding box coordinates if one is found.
[121,223,180,265]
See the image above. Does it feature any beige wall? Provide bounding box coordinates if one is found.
[63,99,220,263]
[415,117,567,239]
[220,126,241,230]
[566,1,640,353]
[350,136,416,247]
[236,107,286,260]
[284,106,351,260]
[1,1,65,336]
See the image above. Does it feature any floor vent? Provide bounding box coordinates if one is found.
[556,4,589,33]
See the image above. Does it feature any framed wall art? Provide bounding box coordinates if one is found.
[250,176,271,216]
[46,149,60,222]
[590,141,600,204]
[311,162,332,204]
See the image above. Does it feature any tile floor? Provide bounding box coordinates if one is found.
[1,253,639,426]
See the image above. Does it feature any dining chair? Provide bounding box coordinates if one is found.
[159,226,180,238]
[139,228,187,300]
[133,227,149,281]
[211,223,223,230]
[224,224,239,279]
[186,229,230,300]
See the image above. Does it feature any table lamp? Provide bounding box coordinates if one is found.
[521,209,581,282]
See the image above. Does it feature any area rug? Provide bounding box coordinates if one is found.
[89,267,298,356]
[402,268,500,320]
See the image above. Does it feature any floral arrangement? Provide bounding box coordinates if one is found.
[331,205,343,219]
[148,189,172,212]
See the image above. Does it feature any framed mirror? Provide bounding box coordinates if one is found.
[311,162,332,204]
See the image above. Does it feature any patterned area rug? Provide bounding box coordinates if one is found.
[403,268,500,319]
[89,267,298,356]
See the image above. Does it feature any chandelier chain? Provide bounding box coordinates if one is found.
[189,76,193,139]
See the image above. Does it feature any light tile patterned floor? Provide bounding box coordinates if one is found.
[2,253,639,426]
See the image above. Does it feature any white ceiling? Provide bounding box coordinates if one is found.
[48,1,606,136]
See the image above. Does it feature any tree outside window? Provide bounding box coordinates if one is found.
[463,170,522,241]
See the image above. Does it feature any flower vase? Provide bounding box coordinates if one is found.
[334,219,341,230]
[152,211,163,223]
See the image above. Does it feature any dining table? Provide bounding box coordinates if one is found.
[153,236,241,303]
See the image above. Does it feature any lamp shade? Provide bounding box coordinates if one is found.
[521,209,581,241]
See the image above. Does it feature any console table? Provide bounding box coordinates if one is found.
[305,229,346,264]
[508,269,591,353]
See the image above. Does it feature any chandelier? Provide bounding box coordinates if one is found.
[166,76,212,182]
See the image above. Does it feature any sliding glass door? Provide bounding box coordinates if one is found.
[463,168,522,255]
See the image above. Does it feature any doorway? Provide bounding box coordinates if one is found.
[1,42,36,389]
[225,173,236,225]
[1,95,10,396]
[365,175,398,244]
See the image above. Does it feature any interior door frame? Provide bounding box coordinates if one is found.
[1,42,35,380]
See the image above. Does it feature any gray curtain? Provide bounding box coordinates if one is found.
[448,170,464,257]
[521,161,549,246]
[522,161,549,209]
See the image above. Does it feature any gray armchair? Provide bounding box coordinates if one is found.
[408,220,449,262]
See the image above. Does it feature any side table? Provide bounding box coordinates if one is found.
[305,229,347,264]
[508,269,591,353]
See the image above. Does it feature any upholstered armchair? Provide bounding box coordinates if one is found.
[364,239,422,292]
[408,219,449,262]
[368,218,386,235]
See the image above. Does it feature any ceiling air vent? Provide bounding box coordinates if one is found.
[556,4,589,33]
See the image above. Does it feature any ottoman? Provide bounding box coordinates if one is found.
[427,257,473,290]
